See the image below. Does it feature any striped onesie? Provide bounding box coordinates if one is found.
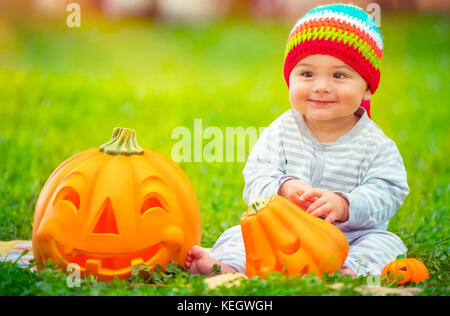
[209,107,409,276]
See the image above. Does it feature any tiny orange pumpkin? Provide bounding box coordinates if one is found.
[240,195,349,278]
[32,127,201,281]
[381,257,429,285]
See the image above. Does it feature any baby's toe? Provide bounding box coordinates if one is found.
[190,245,207,257]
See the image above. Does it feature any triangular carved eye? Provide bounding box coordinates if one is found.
[93,198,119,235]
[140,195,167,216]
[54,187,80,211]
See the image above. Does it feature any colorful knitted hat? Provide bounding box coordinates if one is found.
[283,3,383,118]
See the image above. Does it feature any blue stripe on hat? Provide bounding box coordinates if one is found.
[304,4,382,39]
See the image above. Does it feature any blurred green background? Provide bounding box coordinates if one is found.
[0,0,449,289]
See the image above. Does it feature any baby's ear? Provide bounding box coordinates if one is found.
[363,86,372,100]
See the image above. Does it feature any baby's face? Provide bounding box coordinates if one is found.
[288,54,371,122]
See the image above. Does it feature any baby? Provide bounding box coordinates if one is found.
[186,3,409,277]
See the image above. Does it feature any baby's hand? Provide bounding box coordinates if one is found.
[278,179,318,210]
[299,188,349,224]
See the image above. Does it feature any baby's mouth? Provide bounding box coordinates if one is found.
[307,99,336,105]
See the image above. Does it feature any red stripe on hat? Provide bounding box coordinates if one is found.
[287,17,383,59]
[284,38,380,94]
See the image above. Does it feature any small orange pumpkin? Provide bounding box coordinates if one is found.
[240,195,348,278]
[381,257,429,285]
[32,127,201,281]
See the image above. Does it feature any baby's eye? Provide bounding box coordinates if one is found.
[333,73,345,79]
[301,72,313,78]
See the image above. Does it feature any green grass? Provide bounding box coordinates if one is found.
[0,12,449,295]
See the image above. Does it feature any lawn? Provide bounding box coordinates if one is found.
[0,11,449,295]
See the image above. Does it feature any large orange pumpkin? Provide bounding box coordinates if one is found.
[381,257,429,286]
[240,195,348,278]
[32,127,201,281]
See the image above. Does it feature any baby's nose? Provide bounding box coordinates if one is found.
[312,78,332,94]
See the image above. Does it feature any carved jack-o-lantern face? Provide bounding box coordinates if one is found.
[32,128,201,281]
[381,258,429,286]
[240,195,349,278]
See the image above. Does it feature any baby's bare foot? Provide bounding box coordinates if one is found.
[185,245,237,275]
[339,267,357,278]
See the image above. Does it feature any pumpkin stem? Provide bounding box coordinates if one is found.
[248,197,271,215]
[99,127,144,156]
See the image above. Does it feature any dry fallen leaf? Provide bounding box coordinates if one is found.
[328,283,422,296]
[354,285,422,296]
[204,273,248,289]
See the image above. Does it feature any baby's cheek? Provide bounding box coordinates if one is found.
[339,82,366,105]
[289,85,308,109]
[290,83,308,97]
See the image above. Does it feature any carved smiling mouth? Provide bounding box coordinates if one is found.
[56,242,163,271]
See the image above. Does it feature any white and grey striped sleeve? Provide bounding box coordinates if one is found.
[242,122,294,205]
[336,140,409,231]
